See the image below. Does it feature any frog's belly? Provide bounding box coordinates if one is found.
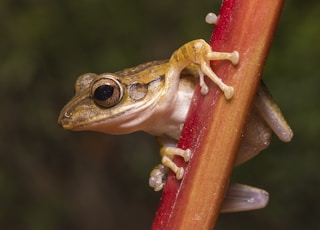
[143,80,194,139]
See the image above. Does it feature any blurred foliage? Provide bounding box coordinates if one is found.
[0,0,319,229]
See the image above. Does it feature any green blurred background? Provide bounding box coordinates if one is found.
[1,0,319,229]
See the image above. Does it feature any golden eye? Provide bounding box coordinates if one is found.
[91,76,123,108]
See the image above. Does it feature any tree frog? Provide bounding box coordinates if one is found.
[58,39,292,212]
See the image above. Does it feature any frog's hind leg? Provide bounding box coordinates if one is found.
[235,106,272,166]
[254,81,293,142]
[221,183,269,212]
[235,81,293,166]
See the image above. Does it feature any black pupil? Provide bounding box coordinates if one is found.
[94,85,114,101]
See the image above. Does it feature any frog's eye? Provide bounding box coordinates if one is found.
[91,76,123,108]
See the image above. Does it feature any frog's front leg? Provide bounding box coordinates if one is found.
[149,147,191,191]
[149,137,191,191]
[165,39,239,100]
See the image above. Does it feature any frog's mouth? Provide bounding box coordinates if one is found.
[58,105,155,135]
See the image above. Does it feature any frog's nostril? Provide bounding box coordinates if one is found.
[58,110,73,128]
[64,111,73,118]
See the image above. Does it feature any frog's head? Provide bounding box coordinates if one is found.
[58,71,165,134]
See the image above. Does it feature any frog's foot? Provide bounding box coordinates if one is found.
[199,49,239,99]
[221,183,269,213]
[168,39,239,99]
[149,147,191,191]
[161,147,191,179]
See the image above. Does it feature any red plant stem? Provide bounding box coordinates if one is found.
[152,0,284,229]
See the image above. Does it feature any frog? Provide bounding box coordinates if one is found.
[58,39,292,212]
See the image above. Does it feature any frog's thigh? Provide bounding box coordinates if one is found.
[235,107,272,166]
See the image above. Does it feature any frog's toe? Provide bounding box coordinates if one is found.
[230,51,240,65]
[175,167,184,180]
[224,86,234,100]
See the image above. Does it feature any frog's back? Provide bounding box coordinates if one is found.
[115,60,169,84]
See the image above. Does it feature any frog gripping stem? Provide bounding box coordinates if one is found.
[167,39,239,100]
[152,1,287,228]
[149,147,191,192]
[199,46,239,99]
